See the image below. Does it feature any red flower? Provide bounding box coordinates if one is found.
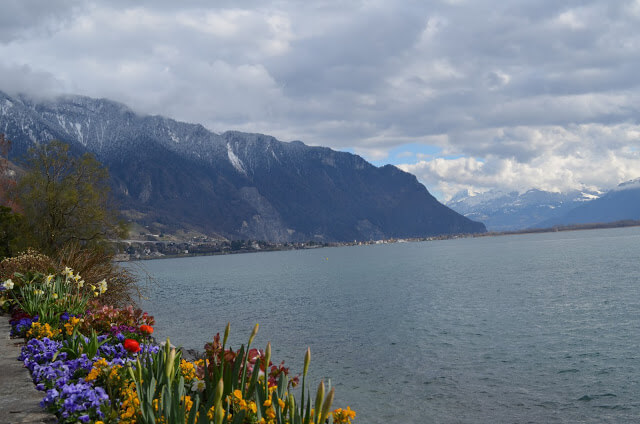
[123,338,141,353]
[140,325,154,335]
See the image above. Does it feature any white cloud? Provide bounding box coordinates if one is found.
[1,0,640,200]
[399,123,640,201]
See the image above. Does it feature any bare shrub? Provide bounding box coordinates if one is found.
[0,248,57,280]
[55,243,141,307]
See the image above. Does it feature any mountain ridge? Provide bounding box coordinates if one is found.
[0,91,486,242]
[446,188,601,231]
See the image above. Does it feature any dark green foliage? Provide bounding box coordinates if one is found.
[0,205,21,259]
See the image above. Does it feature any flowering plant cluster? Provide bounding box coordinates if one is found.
[6,266,355,424]
[3,268,106,326]
[80,302,155,340]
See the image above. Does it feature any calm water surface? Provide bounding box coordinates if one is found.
[134,227,640,423]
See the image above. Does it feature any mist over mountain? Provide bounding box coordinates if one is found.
[0,91,485,242]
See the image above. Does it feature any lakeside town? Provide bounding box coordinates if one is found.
[117,219,640,261]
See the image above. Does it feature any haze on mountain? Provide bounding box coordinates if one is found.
[0,90,486,242]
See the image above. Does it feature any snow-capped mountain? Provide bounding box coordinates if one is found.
[0,91,486,241]
[538,179,640,228]
[446,188,601,231]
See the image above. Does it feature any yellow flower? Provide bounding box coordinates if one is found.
[26,322,60,339]
[119,381,141,423]
[332,406,357,423]
[108,365,122,384]
[45,274,54,285]
[180,359,197,381]
[64,317,81,336]
[248,401,257,414]
[182,395,193,412]
[265,407,276,419]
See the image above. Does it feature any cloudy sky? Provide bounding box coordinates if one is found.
[1,0,640,201]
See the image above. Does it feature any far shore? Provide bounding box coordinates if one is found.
[115,219,640,262]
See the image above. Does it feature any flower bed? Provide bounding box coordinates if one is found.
[2,268,356,424]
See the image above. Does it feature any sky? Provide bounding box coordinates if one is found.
[1,0,640,201]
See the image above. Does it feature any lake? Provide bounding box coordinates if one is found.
[133,226,640,423]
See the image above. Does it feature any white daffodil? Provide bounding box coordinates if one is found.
[45,274,54,285]
[2,279,14,290]
[191,379,206,393]
[98,279,108,294]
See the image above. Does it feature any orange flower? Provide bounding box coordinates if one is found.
[140,325,154,335]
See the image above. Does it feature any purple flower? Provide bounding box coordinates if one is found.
[41,388,59,407]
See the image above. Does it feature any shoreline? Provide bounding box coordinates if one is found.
[116,219,640,262]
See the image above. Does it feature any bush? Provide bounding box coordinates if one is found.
[55,242,140,307]
[0,249,57,280]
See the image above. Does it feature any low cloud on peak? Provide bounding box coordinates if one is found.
[1,0,639,201]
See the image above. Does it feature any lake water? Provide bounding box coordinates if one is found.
[133,227,640,423]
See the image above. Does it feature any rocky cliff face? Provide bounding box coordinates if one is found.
[0,91,486,241]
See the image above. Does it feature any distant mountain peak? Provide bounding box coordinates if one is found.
[446,188,601,231]
[614,177,640,191]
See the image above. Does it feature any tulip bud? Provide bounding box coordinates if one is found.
[314,380,324,424]
[319,388,335,424]
[303,347,311,377]
[265,342,272,370]
[214,377,224,405]
[248,323,259,346]
[214,400,224,424]
[223,322,230,347]
[288,393,296,414]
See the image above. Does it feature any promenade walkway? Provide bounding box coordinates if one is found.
[0,315,56,424]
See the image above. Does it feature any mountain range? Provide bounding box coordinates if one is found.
[447,182,640,232]
[0,91,486,242]
[535,179,640,228]
[446,189,601,231]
